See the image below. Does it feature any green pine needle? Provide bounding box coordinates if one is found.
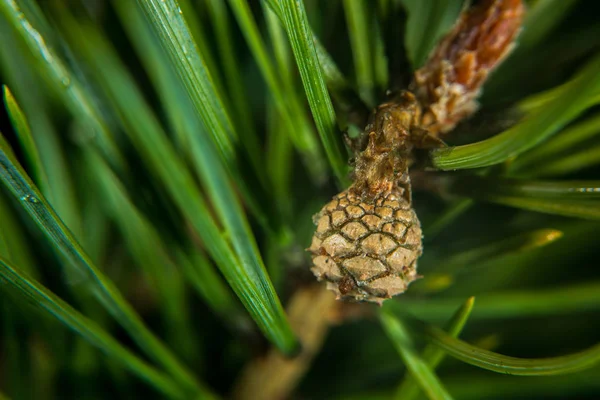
[1,1,600,398]
[0,256,197,400]
[380,310,454,400]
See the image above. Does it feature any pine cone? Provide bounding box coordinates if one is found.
[308,188,422,304]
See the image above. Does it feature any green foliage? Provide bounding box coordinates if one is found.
[446,176,600,219]
[400,0,464,68]
[1,0,600,399]
[0,0,123,169]
[0,256,192,399]
[266,0,350,186]
[380,311,454,400]
[228,0,325,182]
[0,132,206,395]
[3,86,47,193]
[394,297,475,400]
[118,0,299,354]
[420,319,600,376]
[343,0,377,104]
[431,53,600,170]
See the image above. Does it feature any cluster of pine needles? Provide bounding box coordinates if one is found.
[1,0,600,399]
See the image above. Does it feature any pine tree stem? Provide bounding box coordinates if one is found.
[231,284,337,400]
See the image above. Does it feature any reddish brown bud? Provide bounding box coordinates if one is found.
[412,0,525,135]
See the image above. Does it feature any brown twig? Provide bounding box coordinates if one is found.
[231,284,338,400]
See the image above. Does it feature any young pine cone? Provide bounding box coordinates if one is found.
[309,93,423,304]
[308,188,422,305]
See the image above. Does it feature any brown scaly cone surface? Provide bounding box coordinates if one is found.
[309,93,423,305]
[309,0,524,305]
[412,0,525,135]
[309,189,421,304]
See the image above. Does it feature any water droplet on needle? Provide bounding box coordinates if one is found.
[21,194,40,204]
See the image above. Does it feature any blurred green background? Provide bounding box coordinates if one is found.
[1,0,600,399]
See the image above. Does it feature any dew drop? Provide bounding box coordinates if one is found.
[61,76,70,86]
[21,194,40,204]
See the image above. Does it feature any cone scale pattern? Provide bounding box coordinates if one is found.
[309,189,421,304]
